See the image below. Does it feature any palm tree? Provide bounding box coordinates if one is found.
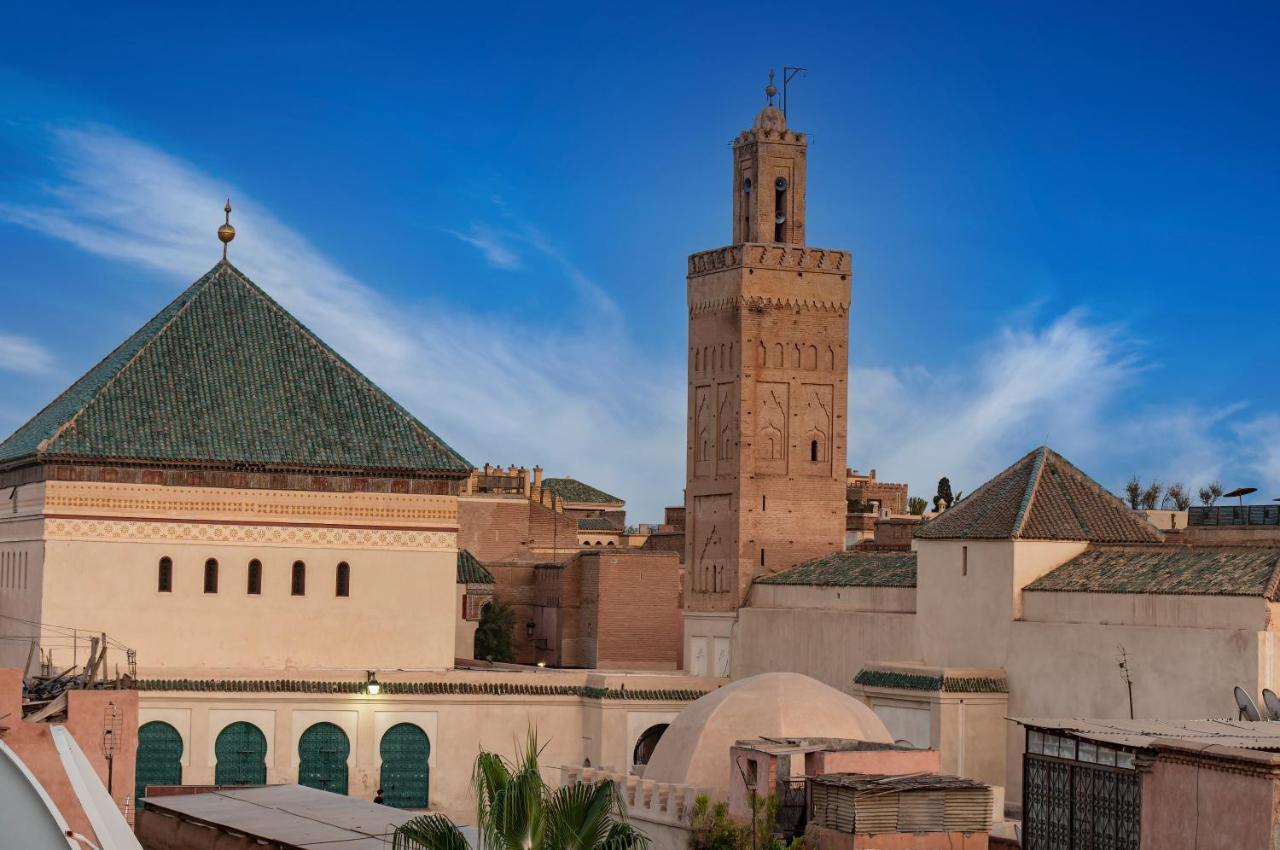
[392,732,650,850]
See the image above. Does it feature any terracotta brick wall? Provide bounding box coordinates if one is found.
[591,551,682,669]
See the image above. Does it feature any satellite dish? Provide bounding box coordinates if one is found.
[775,213,786,224]
[743,178,752,194]
[1263,689,1280,721]
[1236,686,1263,721]
[775,177,788,191]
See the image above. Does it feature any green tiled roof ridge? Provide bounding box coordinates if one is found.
[1026,545,1280,597]
[135,678,707,701]
[853,669,1009,693]
[543,477,623,505]
[1011,446,1048,537]
[0,261,470,474]
[457,549,496,584]
[0,265,216,464]
[755,551,917,588]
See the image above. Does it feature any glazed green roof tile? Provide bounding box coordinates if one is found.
[542,478,623,505]
[457,549,495,584]
[0,261,470,475]
[1027,546,1280,598]
[915,446,1163,544]
[577,517,617,531]
[756,551,917,588]
[853,669,1009,693]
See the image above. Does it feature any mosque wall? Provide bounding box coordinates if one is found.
[136,671,706,823]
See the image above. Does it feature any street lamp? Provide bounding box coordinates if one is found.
[365,671,380,696]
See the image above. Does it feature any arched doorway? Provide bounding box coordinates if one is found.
[215,722,267,786]
[379,723,430,808]
[633,723,669,768]
[136,721,183,806]
[298,722,350,794]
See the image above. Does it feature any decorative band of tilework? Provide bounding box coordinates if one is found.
[136,679,708,701]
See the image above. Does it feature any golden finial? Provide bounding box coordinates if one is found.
[765,69,777,105]
[217,198,236,260]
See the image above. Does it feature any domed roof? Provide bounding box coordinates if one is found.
[643,672,892,792]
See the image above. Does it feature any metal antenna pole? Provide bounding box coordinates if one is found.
[781,66,808,119]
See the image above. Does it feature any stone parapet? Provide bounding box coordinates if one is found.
[688,243,851,278]
[560,766,710,829]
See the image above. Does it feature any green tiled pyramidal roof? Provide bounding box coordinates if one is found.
[756,551,917,588]
[1027,546,1280,598]
[915,446,1163,544]
[0,261,470,475]
[543,477,623,505]
[457,549,495,584]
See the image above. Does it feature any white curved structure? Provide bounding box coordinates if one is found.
[643,672,892,793]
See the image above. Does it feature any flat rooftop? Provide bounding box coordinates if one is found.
[1014,717,1280,751]
[140,784,470,849]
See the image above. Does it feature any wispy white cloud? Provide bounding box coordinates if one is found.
[0,124,683,519]
[2,124,1275,522]
[445,223,524,271]
[0,333,56,376]
[849,311,1279,503]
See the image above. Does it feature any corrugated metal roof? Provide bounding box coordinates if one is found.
[140,784,424,848]
[1013,717,1280,751]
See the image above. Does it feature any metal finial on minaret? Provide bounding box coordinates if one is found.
[765,70,777,105]
[217,198,236,260]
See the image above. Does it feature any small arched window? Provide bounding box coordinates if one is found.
[810,440,819,462]
[158,557,173,593]
[291,561,306,596]
[204,558,219,594]
[247,560,262,595]
[335,562,350,597]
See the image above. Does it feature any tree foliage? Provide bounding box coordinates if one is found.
[1198,481,1223,507]
[907,496,928,516]
[393,731,649,850]
[475,600,515,663]
[688,794,804,850]
[1124,476,1142,510]
[1139,480,1163,511]
[1163,483,1191,511]
[932,477,955,512]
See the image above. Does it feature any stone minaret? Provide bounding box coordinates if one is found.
[683,90,852,677]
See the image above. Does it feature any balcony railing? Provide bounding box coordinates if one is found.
[1187,505,1280,527]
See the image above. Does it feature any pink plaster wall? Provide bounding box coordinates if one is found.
[807,748,940,777]
[1140,756,1278,850]
[807,824,988,850]
[0,668,138,844]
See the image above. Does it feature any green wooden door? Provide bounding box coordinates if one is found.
[379,723,430,808]
[298,722,350,794]
[135,721,183,806]
[215,722,268,786]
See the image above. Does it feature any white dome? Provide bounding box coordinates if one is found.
[643,672,892,794]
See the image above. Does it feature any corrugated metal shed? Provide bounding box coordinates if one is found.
[808,773,992,836]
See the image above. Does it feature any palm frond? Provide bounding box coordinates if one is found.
[392,814,472,850]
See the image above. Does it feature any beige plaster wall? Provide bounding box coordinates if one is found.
[747,584,915,613]
[732,608,918,692]
[916,540,1087,668]
[137,670,705,822]
[0,483,46,669]
[1022,591,1270,630]
[41,539,456,672]
[1004,620,1275,805]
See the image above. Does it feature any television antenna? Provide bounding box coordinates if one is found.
[1235,686,1263,721]
[1263,689,1280,721]
[781,66,807,120]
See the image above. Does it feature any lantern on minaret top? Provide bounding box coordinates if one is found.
[217,199,236,260]
[732,71,807,246]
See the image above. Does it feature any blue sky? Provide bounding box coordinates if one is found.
[1,2,1277,520]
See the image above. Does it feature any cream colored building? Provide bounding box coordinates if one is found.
[0,256,715,821]
[729,445,1280,814]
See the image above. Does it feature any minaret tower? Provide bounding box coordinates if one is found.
[683,77,851,677]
